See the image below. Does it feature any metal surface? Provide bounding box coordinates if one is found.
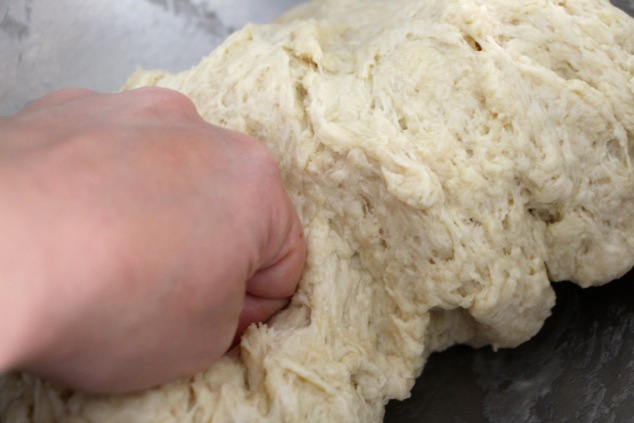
[2,0,634,421]
[0,0,303,115]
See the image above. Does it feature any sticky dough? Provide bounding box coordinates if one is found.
[2,0,634,421]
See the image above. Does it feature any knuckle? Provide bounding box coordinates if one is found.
[248,140,279,174]
[51,88,97,98]
[227,132,281,182]
[130,87,198,116]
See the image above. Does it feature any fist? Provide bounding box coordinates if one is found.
[0,88,305,393]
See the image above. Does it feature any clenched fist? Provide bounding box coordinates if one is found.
[0,87,305,393]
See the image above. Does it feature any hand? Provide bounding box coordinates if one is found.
[0,88,305,393]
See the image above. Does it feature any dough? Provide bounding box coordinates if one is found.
[2,0,633,421]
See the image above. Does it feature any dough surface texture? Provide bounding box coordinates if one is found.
[2,0,634,421]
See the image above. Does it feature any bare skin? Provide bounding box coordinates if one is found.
[0,87,305,394]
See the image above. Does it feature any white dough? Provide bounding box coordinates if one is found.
[2,0,634,421]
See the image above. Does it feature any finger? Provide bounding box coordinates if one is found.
[23,88,97,111]
[232,295,290,345]
[246,216,306,299]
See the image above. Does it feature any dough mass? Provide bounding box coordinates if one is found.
[2,0,633,421]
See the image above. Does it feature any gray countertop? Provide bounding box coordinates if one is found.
[2,1,634,421]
